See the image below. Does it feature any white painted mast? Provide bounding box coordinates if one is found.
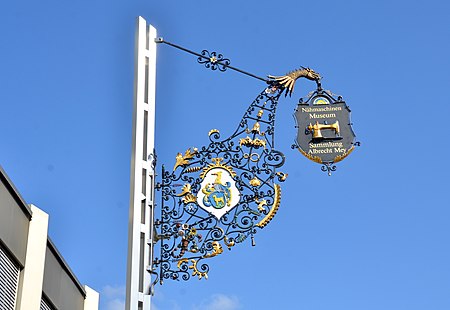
[126,16,157,310]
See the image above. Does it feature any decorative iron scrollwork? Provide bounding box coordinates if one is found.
[153,84,287,283]
[150,38,358,292]
[321,163,337,176]
[197,50,230,71]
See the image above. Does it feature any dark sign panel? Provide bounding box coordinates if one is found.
[294,89,356,169]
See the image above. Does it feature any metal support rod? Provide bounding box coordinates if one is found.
[155,37,269,83]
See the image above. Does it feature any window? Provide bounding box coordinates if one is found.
[0,245,20,310]
[40,296,55,310]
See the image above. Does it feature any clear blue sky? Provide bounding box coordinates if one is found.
[1,1,450,309]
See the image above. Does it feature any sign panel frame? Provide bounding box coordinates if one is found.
[293,88,356,174]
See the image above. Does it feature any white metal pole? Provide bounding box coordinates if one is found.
[126,16,157,310]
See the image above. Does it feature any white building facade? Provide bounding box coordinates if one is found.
[0,166,99,310]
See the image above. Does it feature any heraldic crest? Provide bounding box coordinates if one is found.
[197,159,240,219]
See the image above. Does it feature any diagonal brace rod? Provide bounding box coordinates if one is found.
[155,37,269,83]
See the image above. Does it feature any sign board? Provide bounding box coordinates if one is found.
[294,90,356,167]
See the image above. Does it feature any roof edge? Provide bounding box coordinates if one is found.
[0,165,32,219]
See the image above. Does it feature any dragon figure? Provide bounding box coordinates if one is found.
[268,67,321,97]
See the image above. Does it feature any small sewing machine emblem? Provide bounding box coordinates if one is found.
[307,120,341,140]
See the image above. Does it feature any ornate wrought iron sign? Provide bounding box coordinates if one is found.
[151,39,358,286]
[154,85,286,283]
[293,87,357,175]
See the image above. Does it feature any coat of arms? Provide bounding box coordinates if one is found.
[197,161,240,219]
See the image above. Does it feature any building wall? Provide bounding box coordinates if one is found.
[0,167,32,267]
[0,166,99,310]
[42,241,86,310]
